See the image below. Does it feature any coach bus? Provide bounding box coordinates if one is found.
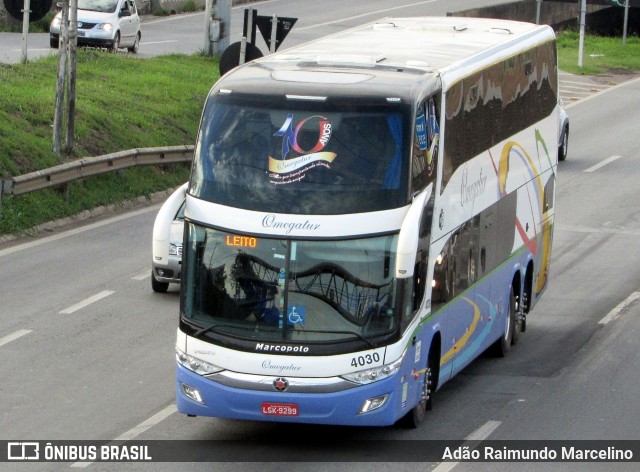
[170,16,559,427]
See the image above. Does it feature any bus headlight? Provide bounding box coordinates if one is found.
[176,347,223,375]
[341,355,403,385]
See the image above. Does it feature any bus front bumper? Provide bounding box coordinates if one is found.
[176,364,402,426]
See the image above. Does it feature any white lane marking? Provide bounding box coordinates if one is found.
[295,0,437,31]
[560,225,640,236]
[584,155,622,173]
[0,329,32,348]
[0,205,159,258]
[141,11,202,25]
[433,420,502,472]
[598,292,640,326]
[132,269,151,280]
[59,290,115,314]
[113,404,178,441]
[141,40,179,45]
[142,0,273,26]
[465,420,502,440]
[564,75,640,107]
[71,404,178,468]
[561,80,608,89]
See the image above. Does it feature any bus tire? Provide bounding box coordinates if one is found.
[399,346,438,428]
[490,287,516,357]
[512,292,523,345]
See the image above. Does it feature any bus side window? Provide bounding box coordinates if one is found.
[412,253,428,312]
[411,98,439,194]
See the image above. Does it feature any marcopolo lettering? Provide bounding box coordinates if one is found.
[256,343,309,354]
[262,214,320,234]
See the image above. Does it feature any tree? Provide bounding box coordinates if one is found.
[52,0,78,157]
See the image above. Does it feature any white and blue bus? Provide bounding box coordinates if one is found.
[171,16,558,427]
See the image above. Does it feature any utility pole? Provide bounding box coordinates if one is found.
[623,0,630,45]
[578,0,586,68]
[52,0,78,156]
[65,0,78,154]
[204,0,231,56]
[52,0,69,156]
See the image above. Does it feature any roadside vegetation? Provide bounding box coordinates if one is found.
[556,30,640,75]
[0,51,217,236]
[0,30,638,238]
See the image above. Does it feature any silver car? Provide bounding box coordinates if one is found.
[50,0,141,52]
[558,99,569,161]
[152,199,185,293]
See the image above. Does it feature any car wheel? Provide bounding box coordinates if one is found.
[151,270,169,293]
[558,125,568,161]
[127,32,141,53]
[110,32,121,52]
[50,37,59,49]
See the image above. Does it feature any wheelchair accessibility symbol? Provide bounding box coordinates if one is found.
[287,306,306,325]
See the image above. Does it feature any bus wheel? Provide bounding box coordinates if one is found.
[490,287,516,357]
[512,292,523,345]
[399,348,437,428]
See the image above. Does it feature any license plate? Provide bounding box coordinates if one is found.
[78,31,85,37]
[261,402,299,416]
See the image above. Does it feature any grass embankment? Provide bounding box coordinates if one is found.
[556,30,640,74]
[0,51,218,236]
[0,32,639,237]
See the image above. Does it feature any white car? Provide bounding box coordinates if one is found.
[152,184,187,293]
[558,99,569,161]
[50,0,141,53]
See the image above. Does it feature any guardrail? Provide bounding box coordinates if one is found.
[0,145,194,215]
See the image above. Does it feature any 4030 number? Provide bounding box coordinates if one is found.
[350,352,380,368]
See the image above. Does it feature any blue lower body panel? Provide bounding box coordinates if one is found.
[176,365,402,426]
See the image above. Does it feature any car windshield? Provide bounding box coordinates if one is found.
[77,0,118,13]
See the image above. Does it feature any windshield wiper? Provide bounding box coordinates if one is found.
[193,322,242,337]
[293,328,376,348]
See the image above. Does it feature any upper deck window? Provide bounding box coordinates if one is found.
[189,93,411,214]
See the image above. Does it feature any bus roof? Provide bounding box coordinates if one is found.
[215,16,556,100]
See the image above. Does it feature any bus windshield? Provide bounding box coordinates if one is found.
[189,93,410,214]
[181,223,400,347]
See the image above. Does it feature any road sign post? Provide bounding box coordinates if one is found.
[3,0,54,62]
